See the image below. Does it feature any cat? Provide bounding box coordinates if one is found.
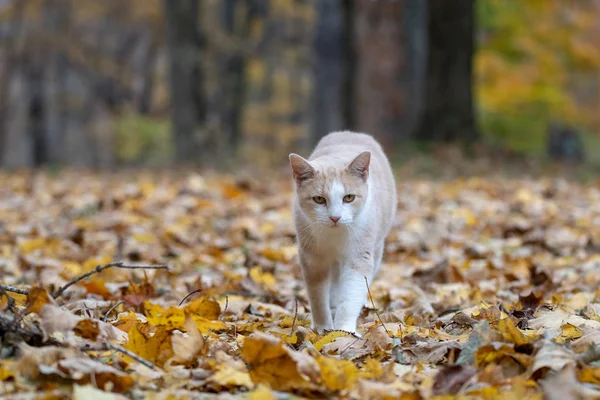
[289,131,397,334]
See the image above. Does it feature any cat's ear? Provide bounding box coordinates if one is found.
[347,151,371,180]
[289,153,316,184]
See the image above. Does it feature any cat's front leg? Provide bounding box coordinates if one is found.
[302,263,333,332]
[332,254,373,333]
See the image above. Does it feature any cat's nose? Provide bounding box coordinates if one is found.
[329,216,340,223]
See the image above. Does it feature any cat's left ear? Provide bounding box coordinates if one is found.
[347,151,371,181]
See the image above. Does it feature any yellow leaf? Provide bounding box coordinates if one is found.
[82,256,113,272]
[18,238,50,254]
[241,333,316,391]
[313,330,354,351]
[475,344,515,367]
[26,286,55,315]
[144,297,223,332]
[498,318,531,345]
[0,361,15,381]
[316,355,359,391]
[579,366,600,385]
[209,365,254,389]
[247,385,276,400]
[249,267,276,290]
[125,323,173,368]
[560,323,583,340]
[360,358,385,380]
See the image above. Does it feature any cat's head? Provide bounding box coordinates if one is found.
[288,151,370,228]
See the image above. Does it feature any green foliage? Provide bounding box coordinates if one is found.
[114,112,173,165]
[476,0,600,154]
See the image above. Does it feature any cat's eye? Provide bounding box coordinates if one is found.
[313,196,326,204]
[343,194,356,203]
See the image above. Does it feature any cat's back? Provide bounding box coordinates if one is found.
[310,131,384,162]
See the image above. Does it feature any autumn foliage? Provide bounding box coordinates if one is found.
[0,169,600,398]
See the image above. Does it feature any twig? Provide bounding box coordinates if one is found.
[220,295,229,320]
[103,301,123,323]
[0,312,42,338]
[289,298,298,337]
[364,276,392,338]
[0,283,29,295]
[83,342,157,370]
[178,288,202,307]
[52,261,169,299]
[106,342,157,370]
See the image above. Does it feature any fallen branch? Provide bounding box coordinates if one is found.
[52,261,169,299]
[364,276,392,338]
[0,283,29,296]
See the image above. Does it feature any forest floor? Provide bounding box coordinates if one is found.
[2,167,600,399]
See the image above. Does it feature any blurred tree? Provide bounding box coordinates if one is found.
[477,1,600,154]
[415,0,478,142]
[311,0,352,145]
[164,0,207,164]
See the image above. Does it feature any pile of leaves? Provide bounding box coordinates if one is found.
[2,170,600,399]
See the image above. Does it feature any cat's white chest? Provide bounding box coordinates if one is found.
[311,227,352,264]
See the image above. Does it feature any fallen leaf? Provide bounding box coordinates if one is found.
[241,332,318,391]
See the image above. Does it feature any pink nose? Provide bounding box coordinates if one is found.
[329,216,340,223]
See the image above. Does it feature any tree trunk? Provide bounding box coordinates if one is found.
[219,0,247,157]
[311,0,347,145]
[415,0,478,142]
[163,0,207,163]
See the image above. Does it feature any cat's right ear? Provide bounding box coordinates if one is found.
[289,154,315,184]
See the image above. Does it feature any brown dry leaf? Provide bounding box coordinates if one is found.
[170,313,207,366]
[531,340,576,376]
[73,384,129,400]
[7,168,600,398]
[73,319,100,340]
[241,332,318,391]
[431,364,477,396]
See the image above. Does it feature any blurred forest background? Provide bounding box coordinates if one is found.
[1,0,599,169]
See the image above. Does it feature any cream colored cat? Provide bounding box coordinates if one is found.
[289,131,397,333]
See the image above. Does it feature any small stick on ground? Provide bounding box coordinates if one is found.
[219,295,229,320]
[364,276,392,338]
[83,342,157,370]
[52,261,169,299]
[178,288,202,307]
[106,342,157,370]
[0,283,29,296]
[103,300,123,323]
[289,298,298,337]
